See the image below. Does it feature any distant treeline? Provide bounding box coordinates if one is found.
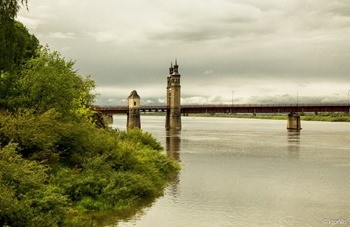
[187,113,350,122]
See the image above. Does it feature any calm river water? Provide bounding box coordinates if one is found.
[111,116,350,227]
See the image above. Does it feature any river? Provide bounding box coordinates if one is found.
[111,116,350,227]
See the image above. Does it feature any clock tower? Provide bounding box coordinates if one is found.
[166,60,181,130]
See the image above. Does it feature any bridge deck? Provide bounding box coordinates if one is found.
[92,103,349,115]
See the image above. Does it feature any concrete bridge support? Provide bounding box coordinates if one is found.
[167,110,181,131]
[165,111,170,130]
[287,112,302,130]
[127,90,141,130]
[105,114,113,124]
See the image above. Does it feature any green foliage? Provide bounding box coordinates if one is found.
[117,129,163,151]
[0,0,27,73]
[0,109,63,159]
[51,127,179,212]
[99,172,159,208]
[0,143,68,227]
[191,113,350,122]
[301,114,350,122]
[0,116,179,224]
[0,20,38,72]
[0,109,179,223]
[0,21,39,110]
[12,21,39,68]
[0,22,37,114]
[19,47,95,116]
[0,0,27,20]
[0,71,19,108]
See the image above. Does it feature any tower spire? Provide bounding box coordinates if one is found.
[169,61,174,74]
[173,58,179,74]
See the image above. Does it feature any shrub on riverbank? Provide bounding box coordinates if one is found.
[0,109,179,226]
[0,143,68,226]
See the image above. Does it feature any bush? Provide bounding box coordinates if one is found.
[51,127,179,213]
[0,109,63,159]
[0,143,68,226]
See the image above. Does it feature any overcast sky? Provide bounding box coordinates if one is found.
[18,0,350,105]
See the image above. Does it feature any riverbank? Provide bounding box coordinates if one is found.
[0,111,180,226]
[186,113,350,122]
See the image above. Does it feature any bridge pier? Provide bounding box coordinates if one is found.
[127,90,141,130]
[165,111,170,130]
[167,110,182,131]
[105,114,113,124]
[166,60,182,131]
[287,112,302,130]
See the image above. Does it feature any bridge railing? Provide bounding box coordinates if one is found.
[181,103,349,109]
[93,103,348,109]
[92,103,349,114]
[91,105,128,110]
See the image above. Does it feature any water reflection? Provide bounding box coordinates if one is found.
[166,130,181,161]
[287,130,300,159]
[165,130,181,198]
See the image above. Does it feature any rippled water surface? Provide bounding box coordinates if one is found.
[111,116,350,227]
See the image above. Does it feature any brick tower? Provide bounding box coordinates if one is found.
[166,60,181,130]
[127,90,141,129]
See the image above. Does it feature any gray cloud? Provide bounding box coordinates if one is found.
[18,0,350,105]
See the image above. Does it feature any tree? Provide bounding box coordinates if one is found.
[0,21,39,109]
[13,21,39,68]
[0,21,39,72]
[18,47,95,117]
[0,0,31,72]
[0,0,28,20]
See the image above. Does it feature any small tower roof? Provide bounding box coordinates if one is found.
[174,59,178,67]
[128,90,140,99]
[173,59,179,75]
[169,62,174,74]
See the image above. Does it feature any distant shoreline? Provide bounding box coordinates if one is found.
[184,113,350,122]
[139,112,350,122]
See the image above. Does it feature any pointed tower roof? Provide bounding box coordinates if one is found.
[169,62,174,74]
[128,90,140,99]
[173,58,179,75]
